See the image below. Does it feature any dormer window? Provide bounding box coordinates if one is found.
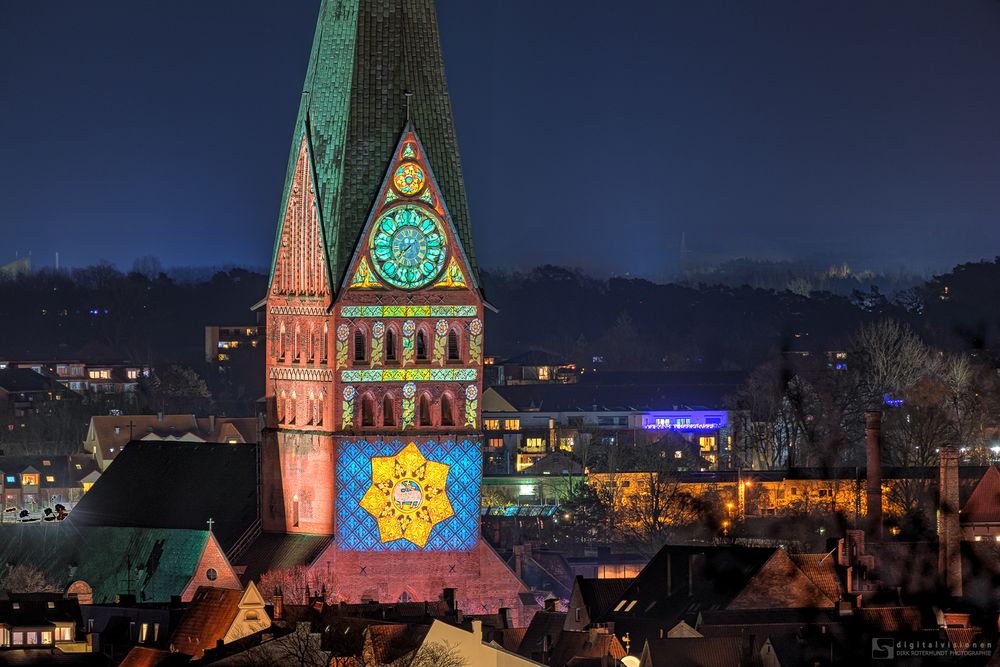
[21,473,39,486]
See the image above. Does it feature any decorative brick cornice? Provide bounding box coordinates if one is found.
[269,305,329,316]
[269,367,334,382]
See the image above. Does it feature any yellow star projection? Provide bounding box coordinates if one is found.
[359,442,454,548]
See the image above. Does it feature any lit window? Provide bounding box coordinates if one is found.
[5,476,14,484]
[45,476,55,483]
[624,600,638,612]
[47,601,55,609]
[21,474,39,486]
[126,369,139,380]
[139,623,148,642]
[674,450,683,459]
[613,600,626,612]
[488,438,504,449]
[504,419,520,430]
[75,464,82,470]
[42,460,51,466]
[525,438,545,451]
[483,419,500,430]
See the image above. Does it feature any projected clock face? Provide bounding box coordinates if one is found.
[369,204,447,289]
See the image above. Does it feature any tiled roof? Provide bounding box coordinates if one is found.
[269,0,478,292]
[0,524,211,603]
[643,637,744,667]
[87,415,259,462]
[367,623,429,664]
[235,532,333,584]
[789,552,843,602]
[0,367,65,393]
[962,465,1000,523]
[727,549,836,609]
[168,586,244,658]
[858,606,923,632]
[0,594,81,626]
[549,630,626,667]
[517,610,567,660]
[576,577,634,621]
[118,647,180,667]
[70,441,258,554]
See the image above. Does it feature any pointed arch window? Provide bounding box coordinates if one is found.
[416,330,428,361]
[383,395,395,427]
[361,394,375,427]
[354,329,367,363]
[419,394,432,427]
[386,328,397,362]
[441,393,455,427]
[447,330,460,362]
[320,322,328,363]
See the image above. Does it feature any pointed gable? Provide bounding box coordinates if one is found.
[962,465,1000,524]
[270,137,332,298]
[269,0,478,293]
[341,123,477,293]
[727,549,836,610]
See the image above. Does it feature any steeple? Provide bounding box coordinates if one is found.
[268,0,478,294]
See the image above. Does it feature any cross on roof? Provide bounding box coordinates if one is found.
[206,517,214,533]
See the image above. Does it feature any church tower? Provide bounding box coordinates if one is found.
[262,0,525,615]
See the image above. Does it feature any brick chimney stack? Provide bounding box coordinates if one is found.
[865,411,883,541]
[939,445,962,597]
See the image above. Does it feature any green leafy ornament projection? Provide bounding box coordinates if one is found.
[401,382,416,429]
[402,320,415,366]
[342,385,356,429]
[464,384,478,428]
[468,318,483,366]
[370,321,385,367]
[335,324,350,370]
[433,319,448,366]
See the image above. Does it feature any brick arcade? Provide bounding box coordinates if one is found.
[260,0,527,620]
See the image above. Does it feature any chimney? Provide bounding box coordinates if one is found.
[471,620,482,640]
[443,588,457,612]
[209,415,216,434]
[938,445,962,597]
[513,544,526,580]
[865,411,883,540]
[157,411,164,422]
[273,587,284,620]
[499,607,513,629]
[544,598,557,612]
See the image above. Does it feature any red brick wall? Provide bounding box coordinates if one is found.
[181,533,242,601]
[308,539,530,625]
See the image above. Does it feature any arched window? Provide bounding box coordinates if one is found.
[386,328,397,362]
[441,393,455,426]
[361,394,375,427]
[419,394,432,426]
[354,329,366,363]
[447,330,460,361]
[383,395,395,427]
[278,323,286,360]
[320,322,328,362]
[416,330,428,360]
[294,324,301,360]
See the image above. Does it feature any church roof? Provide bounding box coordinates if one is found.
[70,441,258,555]
[961,465,1000,523]
[270,0,478,292]
[0,525,213,603]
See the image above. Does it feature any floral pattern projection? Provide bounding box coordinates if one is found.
[401,382,416,429]
[464,385,478,428]
[467,319,483,366]
[336,324,350,370]
[342,386,356,429]
[370,321,385,367]
[433,319,449,366]
[359,442,453,548]
[337,438,482,552]
[402,320,416,366]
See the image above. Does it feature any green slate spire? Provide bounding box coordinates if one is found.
[269,0,478,292]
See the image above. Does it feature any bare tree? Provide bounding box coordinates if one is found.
[406,640,468,667]
[851,319,938,406]
[0,564,61,593]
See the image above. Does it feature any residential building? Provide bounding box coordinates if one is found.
[482,378,738,472]
[3,360,152,396]
[205,325,265,365]
[0,366,77,418]
[83,414,259,470]
[0,454,99,515]
[0,593,81,650]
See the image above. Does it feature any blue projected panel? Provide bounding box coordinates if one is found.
[336,438,482,552]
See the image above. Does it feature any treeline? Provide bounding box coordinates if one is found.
[1,258,999,372]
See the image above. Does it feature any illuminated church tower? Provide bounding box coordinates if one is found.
[262,0,526,613]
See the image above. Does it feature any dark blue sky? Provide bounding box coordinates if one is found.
[2,1,1000,278]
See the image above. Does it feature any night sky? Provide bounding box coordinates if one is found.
[2,1,1000,278]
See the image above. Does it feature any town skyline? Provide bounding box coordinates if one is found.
[3,0,1000,276]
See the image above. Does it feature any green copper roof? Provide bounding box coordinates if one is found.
[0,525,210,603]
[269,0,478,292]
